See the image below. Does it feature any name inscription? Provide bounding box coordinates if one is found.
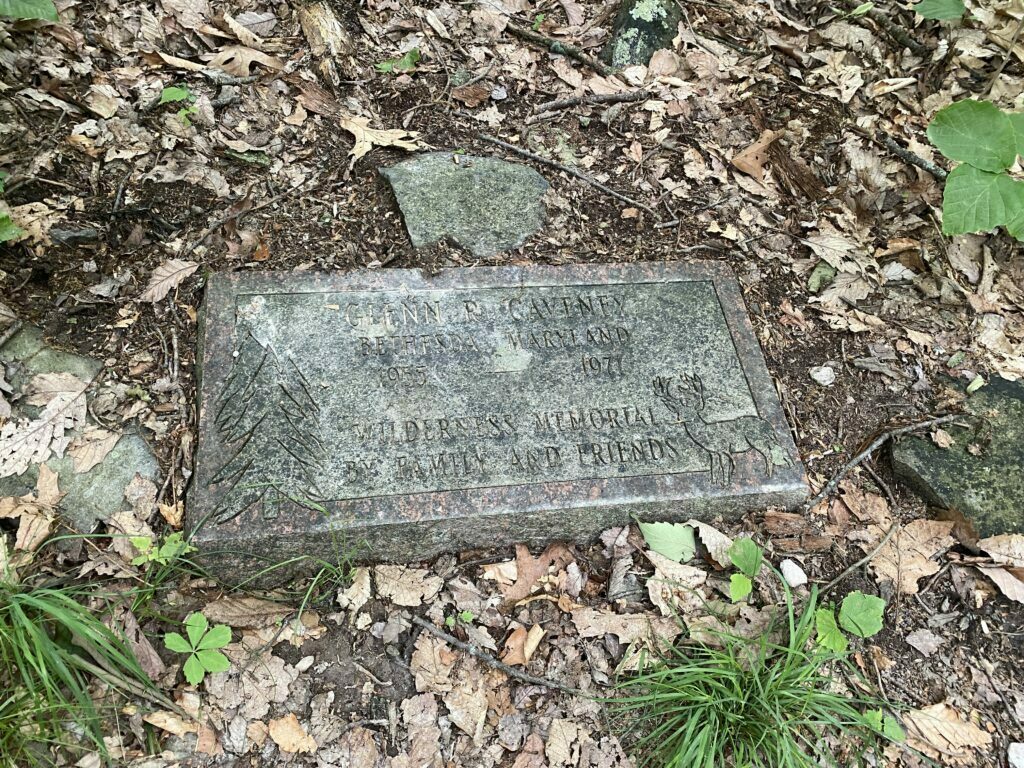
[208,280,790,523]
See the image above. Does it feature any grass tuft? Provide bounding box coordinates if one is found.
[613,586,895,768]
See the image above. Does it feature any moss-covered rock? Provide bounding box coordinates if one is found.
[892,378,1024,537]
[602,0,681,68]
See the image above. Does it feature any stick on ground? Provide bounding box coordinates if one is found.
[535,90,650,114]
[805,414,963,510]
[478,133,660,219]
[410,615,585,696]
[507,25,613,77]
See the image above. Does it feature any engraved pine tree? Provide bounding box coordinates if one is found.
[210,333,325,524]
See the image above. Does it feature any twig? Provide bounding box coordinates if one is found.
[507,25,613,77]
[850,0,929,57]
[822,520,899,595]
[182,176,318,256]
[876,133,948,180]
[0,319,24,348]
[478,133,660,219]
[535,90,650,114]
[805,414,963,510]
[410,615,585,696]
[984,16,1024,97]
[461,60,495,89]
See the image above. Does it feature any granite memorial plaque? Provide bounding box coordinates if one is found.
[190,263,806,577]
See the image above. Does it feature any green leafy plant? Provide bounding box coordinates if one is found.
[375,48,420,74]
[0,0,58,21]
[164,613,231,686]
[928,99,1024,240]
[444,610,476,629]
[614,540,902,767]
[0,577,158,765]
[130,532,196,567]
[158,85,198,126]
[532,12,546,30]
[914,0,966,20]
[727,537,762,602]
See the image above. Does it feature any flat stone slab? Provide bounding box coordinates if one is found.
[893,378,1023,537]
[189,263,807,580]
[381,152,548,257]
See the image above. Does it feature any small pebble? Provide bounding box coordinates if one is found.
[1009,743,1024,768]
[780,559,808,588]
[810,365,836,386]
[294,655,315,673]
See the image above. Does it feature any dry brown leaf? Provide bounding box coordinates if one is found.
[732,129,784,184]
[268,713,316,754]
[644,550,707,617]
[979,566,1024,603]
[410,633,457,692]
[0,379,86,477]
[398,694,444,768]
[867,519,954,595]
[686,519,733,566]
[146,51,207,71]
[545,718,582,768]
[443,679,489,742]
[142,710,198,736]
[504,542,574,602]
[979,534,1024,567]
[500,623,545,666]
[203,596,291,628]
[223,12,265,51]
[481,558,517,586]
[452,82,491,108]
[139,259,199,303]
[338,114,422,166]
[903,703,992,765]
[571,606,682,644]
[558,0,585,26]
[203,45,284,77]
[68,426,120,473]
[374,564,442,607]
[161,0,209,29]
[336,566,371,612]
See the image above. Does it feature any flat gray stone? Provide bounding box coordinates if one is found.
[893,378,1024,537]
[602,0,681,68]
[381,152,548,257]
[1,326,158,531]
[189,263,807,582]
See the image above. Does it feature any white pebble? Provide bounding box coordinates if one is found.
[1008,743,1024,768]
[810,365,836,386]
[780,559,808,588]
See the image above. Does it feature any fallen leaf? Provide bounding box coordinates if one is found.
[644,550,707,617]
[867,520,954,595]
[546,718,582,768]
[67,426,120,473]
[732,129,784,183]
[374,564,442,607]
[571,606,681,644]
[504,543,574,602]
[903,703,992,765]
[979,534,1024,567]
[203,45,284,77]
[686,520,734,567]
[501,624,545,666]
[142,710,198,737]
[905,628,944,657]
[338,114,422,166]
[443,679,489,742]
[410,633,457,692]
[139,259,199,303]
[979,566,1024,603]
[203,596,291,628]
[337,566,371,612]
[268,713,317,754]
[452,82,491,108]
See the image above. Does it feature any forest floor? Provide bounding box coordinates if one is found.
[1,0,1023,766]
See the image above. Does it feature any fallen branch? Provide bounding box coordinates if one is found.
[876,133,948,180]
[478,133,660,219]
[410,615,585,696]
[805,414,963,511]
[849,0,929,58]
[507,25,613,77]
[535,90,650,114]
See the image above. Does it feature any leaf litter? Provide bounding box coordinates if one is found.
[2,0,1023,764]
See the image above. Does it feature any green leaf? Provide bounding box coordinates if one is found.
[729,573,752,602]
[0,0,58,21]
[913,0,966,18]
[941,164,1024,235]
[375,48,420,74]
[848,2,874,17]
[815,607,848,653]
[184,613,208,648]
[532,12,546,30]
[928,100,1016,172]
[164,632,192,654]
[865,709,906,741]
[639,521,696,562]
[838,591,885,638]
[1007,206,1024,241]
[196,649,231,674]
[159,86,193,104]
[0,170,8,194]
[727,538,762,578]
[807,261,836,294]
[458,610,475,623]
[182,654,206,686]
[1011,113,1024,159]
[0,213,24,243]
[196,624,231,650]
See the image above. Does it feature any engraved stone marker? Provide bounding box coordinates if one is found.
[190,263,806,578]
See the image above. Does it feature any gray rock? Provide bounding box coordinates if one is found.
[1,326,158,531]
[893,378,1024,537]
[381,152,548,258]
[602,0,681,68]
